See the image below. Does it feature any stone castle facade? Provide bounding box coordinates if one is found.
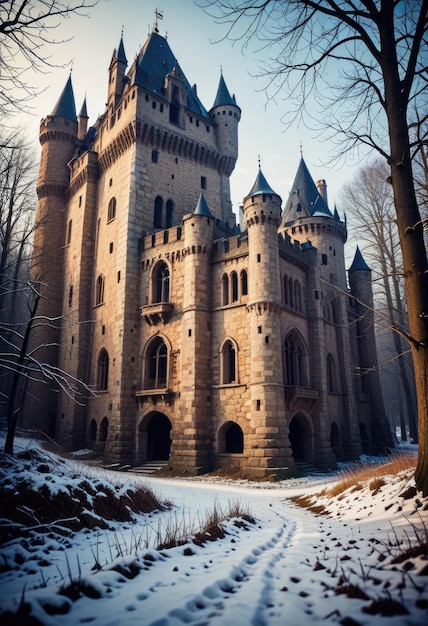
[26,26,392,478]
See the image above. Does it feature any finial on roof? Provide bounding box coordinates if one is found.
[258,154,261,169]
[154,8,163,33]
[299,140,303,156]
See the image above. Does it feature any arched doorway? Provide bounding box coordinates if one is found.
[218,422,244,454]
[330,422,342,461]
[289,413,313,462]
[146,412,172,461]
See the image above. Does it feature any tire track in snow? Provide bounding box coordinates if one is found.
[148,505,297,626]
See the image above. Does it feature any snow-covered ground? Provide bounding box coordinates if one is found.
[1,433,427,625]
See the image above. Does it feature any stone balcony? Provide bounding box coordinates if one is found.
[140,302,174,325]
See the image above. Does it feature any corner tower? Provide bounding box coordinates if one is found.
[243,167,294,477]
[28,75,78,433]
[209,72,241,226]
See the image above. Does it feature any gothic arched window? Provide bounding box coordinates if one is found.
[222,273,229,306]
[95,274,105,305]
[107,197,116,222]
[145,338,168,390]
[327,354,338,393]
[221,339,238,384]
[154,196,163,229]
[284,331,308,387]
[240,269,248,296]
[166,199,174,228]
[98,349,109,390]
[152,262,170,303]
[231,271,238,302]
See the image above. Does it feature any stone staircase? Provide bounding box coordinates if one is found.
[294,460,323,476]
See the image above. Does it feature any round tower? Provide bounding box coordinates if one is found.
[26,75,78,433]
[348,247,394,451]
[209,72,241,225]
[173,193,215,474]
[243,167,294,478]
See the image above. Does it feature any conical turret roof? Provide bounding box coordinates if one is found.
[245,166,279,200]
[212,72,238,109]
[117,35,127,65]
[349,246,371,272]
[193,192,214,217]
[78,97,88,118]
[282,156,332,224]
[50,74,76,121]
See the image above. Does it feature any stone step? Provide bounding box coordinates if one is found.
[294,460,322,476]
[131,461,168,475]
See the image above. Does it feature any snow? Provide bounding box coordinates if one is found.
[1,434,427,625]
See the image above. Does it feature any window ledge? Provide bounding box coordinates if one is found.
[136,388,174,405]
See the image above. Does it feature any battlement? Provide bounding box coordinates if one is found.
[212,233,248,262]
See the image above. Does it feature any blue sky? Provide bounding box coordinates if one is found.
[16,0,368,255]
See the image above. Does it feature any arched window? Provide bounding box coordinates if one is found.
[221,339,237,384]
[169,86,180,124]
[240,269,248,296]
[283,274,289,305]
[327,354,337,393]
[67,219,72,245]
[284,331,307,386]
[107,197,116,221]
[154,196,163,229]
[152,262,170,303]
[166,199,174,228]
[294,280,302,311]
[145,338,168,389]
[99,417,108,442]
[98,349,109,390]
[222,273,229,306]
[288,277,294,308]
[231,271,238,302]
[88,419,97,443]
[95,274,104,305]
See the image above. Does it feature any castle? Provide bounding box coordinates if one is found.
[26,24,393,478]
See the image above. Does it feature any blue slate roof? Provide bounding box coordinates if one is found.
[117,35,127,65]
[245,166,280,199]
[132,31,210,118]
[193,192,214,217]
[211,72,238,109]
[349,246,371,272]
[50,75,76,121]
[78,97,88,118]
[282,157,333,224]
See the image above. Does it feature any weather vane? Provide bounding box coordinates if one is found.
[155,9,164,33]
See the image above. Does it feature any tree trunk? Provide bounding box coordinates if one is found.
[383,98,428,495]
[4,292,40,454]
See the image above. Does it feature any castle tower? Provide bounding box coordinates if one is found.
[27,75,78,434]
[108,35,127,112]
[280,156,361,464]
[243,167,294,477]
[348,247,393,450]
[173,194,215,473]
[209,72,241,226]
[77,97,89,140]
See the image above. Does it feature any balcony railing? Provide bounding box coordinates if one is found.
[140,302,174,325]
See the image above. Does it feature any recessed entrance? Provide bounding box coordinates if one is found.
[147,412,172,461]
[289,413,313,462]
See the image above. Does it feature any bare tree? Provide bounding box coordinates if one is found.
[340,159,417,442]
[0,0,97,117]
[202,1,428,494]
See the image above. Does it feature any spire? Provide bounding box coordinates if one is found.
[50,74,76,121]
[282,156,332,224]
[78,96,88,119]
[245,163,279,199]
[349,246,371,272]
[193,192,214,217]
[212,71,238,108]
[117,34,127,65]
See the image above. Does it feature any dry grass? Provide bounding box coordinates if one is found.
[326,453,416,499]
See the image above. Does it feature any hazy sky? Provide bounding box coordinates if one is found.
[15,0,370,255]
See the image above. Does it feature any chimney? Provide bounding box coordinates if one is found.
[316,179,328,204]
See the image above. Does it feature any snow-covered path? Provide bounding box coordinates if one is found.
[1,459,427,625]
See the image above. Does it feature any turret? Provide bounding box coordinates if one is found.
[108,35,127,112]
[77,97,89,140]
[26,75,78,434]
[348,247,393,450]
[243,166,293,477]
[210,72,240,165]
